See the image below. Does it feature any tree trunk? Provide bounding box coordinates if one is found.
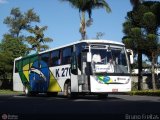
[151,52,157,90]
[80,11,86,40]
[138,50,143,90]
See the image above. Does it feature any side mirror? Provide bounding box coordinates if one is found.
[87,52,92,62]
[126,49,134,64]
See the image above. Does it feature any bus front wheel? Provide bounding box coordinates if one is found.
[64,82,78,98]
[64,82,71,98]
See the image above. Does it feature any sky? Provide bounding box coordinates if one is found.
[0,0,133,48]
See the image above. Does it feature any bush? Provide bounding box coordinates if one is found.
[131,81,138,91]
[129,90,160,96]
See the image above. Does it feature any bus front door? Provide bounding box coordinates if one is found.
[71,52,90,93]
[79,52,90,92]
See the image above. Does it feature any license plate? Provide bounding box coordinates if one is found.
[112,89,118,92]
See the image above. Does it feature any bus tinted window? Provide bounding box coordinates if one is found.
[76,43,87,70]
[15,61,19,73]
[62,47,72,65]
[40,53,50,67]
[17,60,22,71]
[51,50,60,66]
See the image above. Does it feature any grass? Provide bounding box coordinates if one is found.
[0,89,23,95]
[129,90,160,96]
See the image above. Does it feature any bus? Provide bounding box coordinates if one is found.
[13,39,133,98]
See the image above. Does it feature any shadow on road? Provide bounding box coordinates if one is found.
[14,93,123,102]
[1,94,160,120]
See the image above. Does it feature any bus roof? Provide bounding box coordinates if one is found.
[39,39,124,54]
[15,39,124,60]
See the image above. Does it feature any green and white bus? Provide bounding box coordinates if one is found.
[13,40,133,98]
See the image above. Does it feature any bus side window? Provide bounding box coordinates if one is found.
[62,47,72,65]
[18,60,23,71]
[15,61,19,73]
[40,53,50,67]
[51,50,60,66]
[76,43,87,70]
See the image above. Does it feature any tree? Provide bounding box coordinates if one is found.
[123,1,160,90]
[142,10,159,90]
[3,7,53,54]
[145,34,159,90]
[3,7,40,54]
[0,34,28,73]
[130,0,143,8]
[123,26,144,90]
[27,25,53,52]
[61,0,111,40]
[4,8,39,38]
[0,8,53,84]
[96,32,105,39]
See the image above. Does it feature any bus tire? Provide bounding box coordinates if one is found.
[24,86,37,96]
[64,82,78,98]
[24,86,29,96]
[64,82,71,98]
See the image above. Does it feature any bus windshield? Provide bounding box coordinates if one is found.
[91,45,128,74]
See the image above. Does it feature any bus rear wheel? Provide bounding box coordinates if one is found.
[24,86,37,96]
[24,86,29,96]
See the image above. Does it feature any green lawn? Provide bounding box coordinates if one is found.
[0,89,23,95]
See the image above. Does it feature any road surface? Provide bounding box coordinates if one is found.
[0,94,160,120]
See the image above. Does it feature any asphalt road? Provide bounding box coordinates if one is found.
[0,94,160,120]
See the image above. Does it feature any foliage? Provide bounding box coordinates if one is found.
[131,81,138,91]
[61,0,111,40]
[27,25,53,52]
[96,32,105,39]
[130,0,143,7]
[122,1,160,90]
[3,8,39,38]
[0,8,39,75]
[129,90,160,96]
[131,59,151,69]
[0,34,28,73]
[0,8,53,83]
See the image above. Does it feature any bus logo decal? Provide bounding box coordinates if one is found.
[96,76,112,84]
